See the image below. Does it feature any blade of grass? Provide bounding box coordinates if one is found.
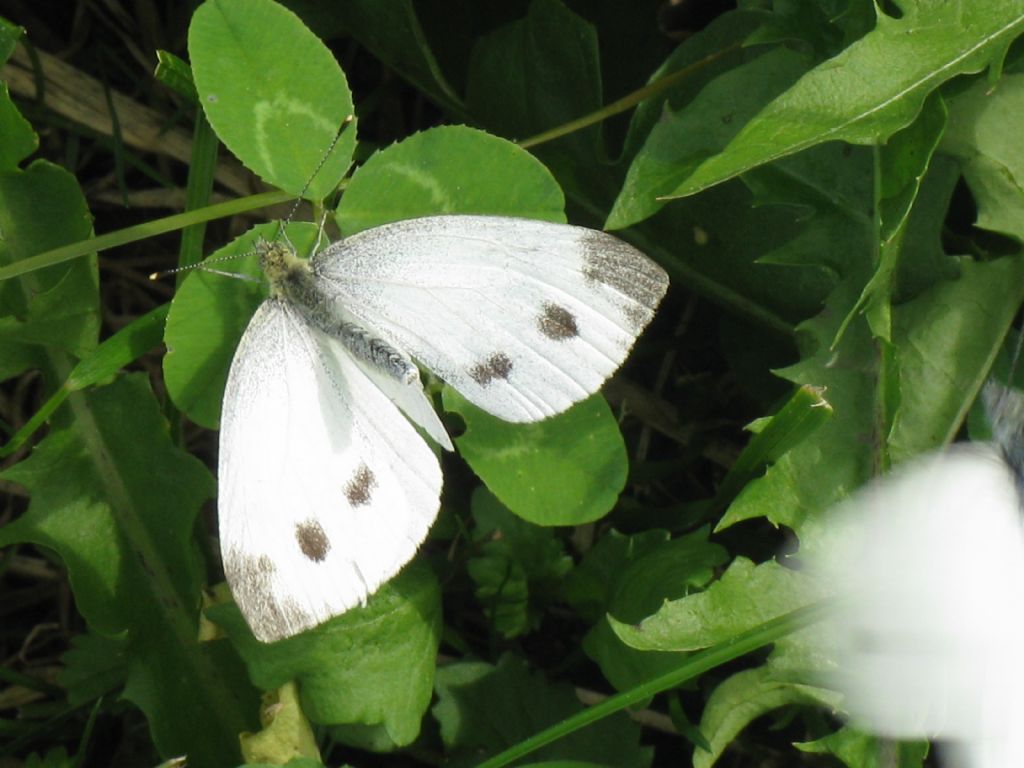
[476,600,831,768]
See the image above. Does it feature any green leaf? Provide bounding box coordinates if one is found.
[466,0,602,156]
[610,559,821,652]
[466,489,572,638]
[692,665,836,768]
[0,375,251,767]
[239,682,320,765]
[609,45,811,229]
[154,50,198,105]
[2,305,168,458]
[942,71,1024,241]
[0,81,36,170]
[796,727,928,768]
[335,125,566,234]
[188,0,355,199]
[208,562,442,747]
[577,528,729,696]
[445,391,627,525]
[0,18,23,66]
[162,223,319,428]
[0,161,98,382]
[58,632,129,707]
[432,654,651,767]
[327,0,463,114]
[673,1,1024,197]
[713,385,832,527]
[561,529,670,623]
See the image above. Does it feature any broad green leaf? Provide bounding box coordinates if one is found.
[0,375,251,767]
[208,563,442,747]
[611,559,821,652]
[466,489,572,638]
[889,255,1024,462]
[466,0,602,157]
[432,654,651,767]
[673,1,1024,198]
[445,391,627,526]
[692,665,836,768]
[162,223,319,428]
[609,46,810,229]
[942,72,1024,241]
[0,82,36,170]
[336,125,566,234]
[188,0,354,199]
[0,161,98,382]
[326,0,463,114]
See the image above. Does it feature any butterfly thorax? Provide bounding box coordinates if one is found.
[256,238,418,385]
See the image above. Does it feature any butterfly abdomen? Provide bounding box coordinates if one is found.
[258,239,419,385]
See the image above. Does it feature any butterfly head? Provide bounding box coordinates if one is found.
[255,238,309,299]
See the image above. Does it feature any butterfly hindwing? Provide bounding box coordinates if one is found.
[312,215,669,423]
[218,299,442,642]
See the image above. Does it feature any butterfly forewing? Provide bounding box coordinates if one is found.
[218,299,442,642]
[312,215,669,423]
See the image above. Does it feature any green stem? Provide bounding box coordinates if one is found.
[477,600,831,768]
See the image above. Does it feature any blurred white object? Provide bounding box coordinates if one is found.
[814,384,1024,768]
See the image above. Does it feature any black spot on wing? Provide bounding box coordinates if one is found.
[469,352,513,386]
[345,464,376,507]
[295,520,330,562]
[537,302,578,340]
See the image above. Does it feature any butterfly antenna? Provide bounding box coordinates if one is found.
[148,253,262,283]
[277,114,355,241]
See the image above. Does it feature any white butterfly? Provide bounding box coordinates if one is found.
[217,214,669,642]
[811,383,1024,768]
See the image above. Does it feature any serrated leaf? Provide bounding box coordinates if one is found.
[797,726,928,768]
[445,391,627,526]
[208,563,442,747]
[2,304,168,458]
[692,665,836,768]
[942,72,1024,241]
[0,375,251,767]
[674,1,1024,197]
[188,0,354,199]
[611,559,821,652]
